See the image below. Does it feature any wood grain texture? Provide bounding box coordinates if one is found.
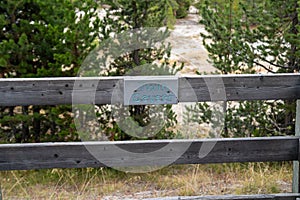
[0,137,298,171]
[180,73,300,102]
[146,193,300,200]
[0,77,121,106]
[0,73,300,106]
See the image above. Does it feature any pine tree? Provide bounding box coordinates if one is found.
[0,0,104,142]
[187,0,300,137]
[199,0,299,73]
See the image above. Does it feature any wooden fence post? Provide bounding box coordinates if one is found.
[0,183,2,200]
[293,100,300,193]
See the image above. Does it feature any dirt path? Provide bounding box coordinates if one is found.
[167,9,216,75]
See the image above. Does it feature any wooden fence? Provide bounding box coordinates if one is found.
[1,73,300,199]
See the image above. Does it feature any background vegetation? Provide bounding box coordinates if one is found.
[0,0,102,142]
[0,0,189,143]
[187,0,300,138]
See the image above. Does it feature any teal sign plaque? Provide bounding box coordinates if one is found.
[124,77,178,105]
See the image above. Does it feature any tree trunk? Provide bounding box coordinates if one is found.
[9,107,18,142]
[22,106,29,142]
[33,106,41,142]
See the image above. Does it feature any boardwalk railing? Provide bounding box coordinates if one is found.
[1,73,300,199]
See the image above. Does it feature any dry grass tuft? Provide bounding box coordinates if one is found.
[0,162,293,199]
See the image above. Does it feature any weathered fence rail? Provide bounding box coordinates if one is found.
[0,137,298,171]
[1,73,300,106]
[1,73,300,200]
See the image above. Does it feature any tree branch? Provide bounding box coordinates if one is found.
[256,55,288,69]
[252,59,276,73]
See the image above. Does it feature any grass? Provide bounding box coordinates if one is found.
[0,162,293,199]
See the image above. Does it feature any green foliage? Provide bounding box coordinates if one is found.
[165,0,179,29]
[0,0,101,78]
[0,0,103,142]
[186,0,300,137]
[175,0,192,19]
[199,0,300,74]
[185,100,295,138]
[0,106,78,142]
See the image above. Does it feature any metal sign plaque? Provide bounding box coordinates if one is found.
[124,76,179,105]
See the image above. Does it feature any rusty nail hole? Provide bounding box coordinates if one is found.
[65,84,69,87]
[10,87,14,90]
[76,160,81,164]
[59,91,63,95]
[54,154,59,158]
